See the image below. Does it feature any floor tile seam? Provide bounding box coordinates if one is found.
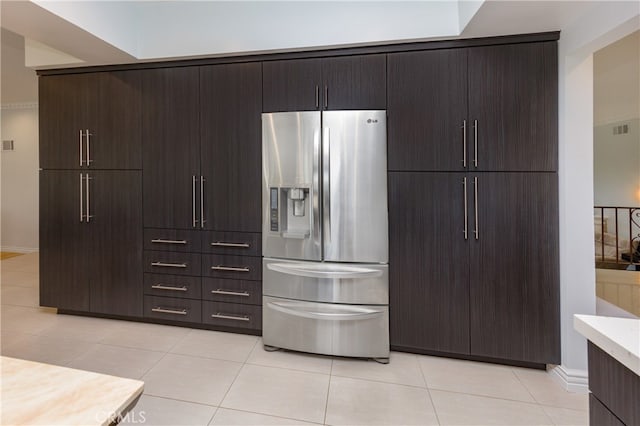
[242,360,332,376]
[141,390,220,408]
[322,358,334,425]
[216,354,252,408]
[538,404,589,414]
[328,372,429,389]
[427,387,548,407]
[418,357,442,426]
[241,336,261,364]
[163,328,197,354]
[167,348,251,365]
[215,407,325,425]
[62,341,103,368]
[511,368,549,404]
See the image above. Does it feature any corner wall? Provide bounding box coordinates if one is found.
[1,104,39,252]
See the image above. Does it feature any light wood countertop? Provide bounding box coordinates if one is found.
[1,356,144,425]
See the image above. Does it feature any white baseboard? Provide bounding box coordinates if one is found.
[1,246,39,253]
[550,365,589,394]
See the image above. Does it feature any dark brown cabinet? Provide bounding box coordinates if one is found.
[389,171,560,364]
[40,170,142,316]
[469,172,559,364]
[389,172,470,355]
[39,71,142,170]
[200,63,262,232]
[388,42,557,172]
[388,49,468,171]
[263,54,386,112]
[141,67,200,229]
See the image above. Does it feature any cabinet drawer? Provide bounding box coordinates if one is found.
[202,278,262,305]
[144,273,201,299]
[203,231,261,256]
[202,301,262,330]
[203,254,261,281]
[144,251,201,276]
[144,295,201,323]
[144,229,201,252]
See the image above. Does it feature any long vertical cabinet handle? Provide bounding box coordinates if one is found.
[315,85,320,110]
[322,127,331,242]
[79,174,84,222]
[200,176,205,229]
[192,176,197,228]
[463,177,468,240]
[79,130,84,167]
[473,176,479,240]
[324,85,328,109]
[86,174,92,223]
[86,130,92,165]
[462,120,467,168]
[473,119,478,168]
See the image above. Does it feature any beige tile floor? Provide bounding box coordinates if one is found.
[0,253,588,425]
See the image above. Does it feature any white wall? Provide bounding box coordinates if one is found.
[556,2,639,390]
[0,105,39,252]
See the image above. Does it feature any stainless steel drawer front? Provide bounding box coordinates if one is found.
[263,296,389,358]
[263,258,388,304]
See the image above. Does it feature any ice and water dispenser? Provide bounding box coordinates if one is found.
[269,186,311,239]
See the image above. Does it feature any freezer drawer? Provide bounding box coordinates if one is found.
[263,296,389,358]
[263,258,388,304]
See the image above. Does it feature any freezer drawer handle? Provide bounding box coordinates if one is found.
[211,289,250,297]
[151,262,188,268]
[151,239,188,245]
[151,284,188,292]
[211,313,250,322]
[267,301,385,321]
[211,265,250,272]
[267,263,382,279]
[151,307,187,315]
[210,242,250,248]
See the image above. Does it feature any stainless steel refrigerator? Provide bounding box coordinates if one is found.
[262,110,389,362]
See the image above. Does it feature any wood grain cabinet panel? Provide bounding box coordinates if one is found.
[389,172,470,354]
[469,172,560,364]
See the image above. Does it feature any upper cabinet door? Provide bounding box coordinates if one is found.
[387,49,468,171]
[40,74,91,169]
[200,62,262,232]
[263,58,322,112]
[141,67,201,229]
[39,72,141,170]
[468,42,558,172]
[92,71,142,169]
[321,54,386,110]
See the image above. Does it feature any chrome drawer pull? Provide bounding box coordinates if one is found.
[210,242,250,248]
[151,284,188,292]
[211,289,250,297]
[152,307,187,315]
[151,262,187,268]
[211,313,250,322]
[151,239,188,245]
[211,266,249,272]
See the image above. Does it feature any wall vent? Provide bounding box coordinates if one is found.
[2,140,14,151]
[612,124,629,135]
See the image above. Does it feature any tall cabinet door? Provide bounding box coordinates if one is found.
[89,171,143,316]
[321,54,386,110]
[200,62,262,232]
[387,49,468,171]
[469,172,560,364]
[92,71,142,169]
[389,172,470,354]
[40,171,90,311]
[39,74,91,169]
[142,68,200,229]
[468,42,557,171]
[262,58,322,112]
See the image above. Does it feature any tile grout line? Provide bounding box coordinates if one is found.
[322,357,334,425]
[418,356,442,426]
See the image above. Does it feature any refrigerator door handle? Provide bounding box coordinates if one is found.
[267,300,385,321]
[322,126,331,243]
[267,262,383,279]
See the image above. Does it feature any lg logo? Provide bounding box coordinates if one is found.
[366,119,378,124]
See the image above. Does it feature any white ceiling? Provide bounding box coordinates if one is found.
[1,0,639,103]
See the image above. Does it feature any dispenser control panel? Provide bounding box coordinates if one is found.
[270,188,279,231]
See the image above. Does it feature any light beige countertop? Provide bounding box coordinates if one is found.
[1,356,144,425]
[574,314,640,376]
